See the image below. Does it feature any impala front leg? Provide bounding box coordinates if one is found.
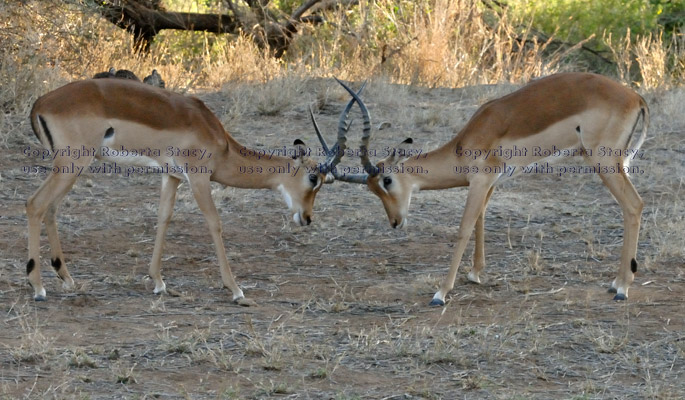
[468,186,495,284]
[431,177,495,306]
[26,208,46,301]
[188,175,253,306]
[149,175,180,294]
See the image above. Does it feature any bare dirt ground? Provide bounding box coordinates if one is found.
[1,78,684,399]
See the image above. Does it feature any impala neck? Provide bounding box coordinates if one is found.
[403,140,470,190]
[211,136,301,190]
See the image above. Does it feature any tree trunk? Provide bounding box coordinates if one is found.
[96,0,323,57]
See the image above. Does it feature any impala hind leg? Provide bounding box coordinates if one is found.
[44,200,75,290]
[431,177,496,306]
[148,175,180,294]
[26,172,80,300]
[188,175,252,306]
[468,186,495,284]
[597,170,643,300]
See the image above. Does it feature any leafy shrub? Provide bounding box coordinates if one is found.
[508,0,662,42]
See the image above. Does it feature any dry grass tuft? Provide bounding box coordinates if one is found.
[7,305,55,364]
[635,32,669,89]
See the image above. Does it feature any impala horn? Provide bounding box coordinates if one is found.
[334,78,378,178]
[310,81,370,184]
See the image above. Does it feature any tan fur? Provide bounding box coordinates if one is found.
[363,73,648,304]
[26,79,326,304]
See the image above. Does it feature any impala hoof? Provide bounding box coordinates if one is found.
[34,295,47,302]
[234,297,256,307]
[467,271,481,284]
[429,298,445,307]
[153,281,167,295]
[613,293,627,301]
[607,287,617,294]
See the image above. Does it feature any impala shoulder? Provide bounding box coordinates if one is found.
[461,99,507,134]
[185,96,230,146]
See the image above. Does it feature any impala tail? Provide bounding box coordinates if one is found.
[623,98,649,170]
[29,105,55,152]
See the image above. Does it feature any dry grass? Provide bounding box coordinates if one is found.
[2,76,683,398]
[1,0,684,398]
[1,0,681,119]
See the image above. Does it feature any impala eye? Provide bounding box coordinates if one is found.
[309,173,318,185]
[383,176,392,187]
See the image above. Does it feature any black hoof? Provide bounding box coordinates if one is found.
[34,295,47,302]
[613,293,627,301]
[429,298,445,307]
[607,287,617,294]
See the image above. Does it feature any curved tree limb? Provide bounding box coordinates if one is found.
[95,0,325,57]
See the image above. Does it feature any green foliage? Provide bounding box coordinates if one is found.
[273,0,302,15]
[656,0,685,33]
[163,0,223,13]
[507,0,681,42]
[156,30,224,63]
[502,0,685,80]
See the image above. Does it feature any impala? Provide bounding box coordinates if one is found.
[333,73,648,305]
[25,78,351,304]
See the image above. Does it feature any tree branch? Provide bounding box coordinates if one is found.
[291,0,323,21]
[95,0,326,57]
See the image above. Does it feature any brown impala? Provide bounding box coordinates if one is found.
[25,78,358,304]
[329,74,648,305]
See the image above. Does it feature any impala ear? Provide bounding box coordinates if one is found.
[386,137,415,164]
[293,139,308,159]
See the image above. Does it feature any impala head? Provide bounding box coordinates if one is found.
[304,79,374,225]
[320,79,416,229]
[279,139,326,226]
[365,138,416,229]
[275,88,367,226]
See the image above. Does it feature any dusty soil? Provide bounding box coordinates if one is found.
[1,79,684,399]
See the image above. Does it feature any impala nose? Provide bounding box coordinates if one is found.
[392,218,407,229]
[293,212,312,226]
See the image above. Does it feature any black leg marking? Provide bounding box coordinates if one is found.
[575,126,581,133]
[51,258,63,273]
[38,115,55,152]
[104,127,114,139]
[26,259,35,275]
[631,258,638,274]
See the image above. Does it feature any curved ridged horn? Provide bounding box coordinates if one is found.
[310,106,329,155]
[329,81,366,171]
[310,82,368,184]
[334,78,377,177]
